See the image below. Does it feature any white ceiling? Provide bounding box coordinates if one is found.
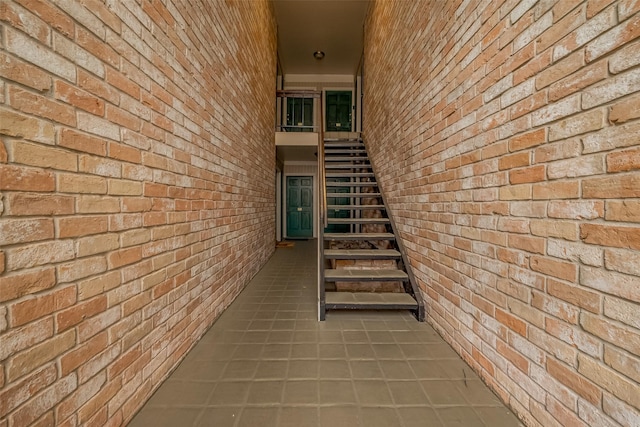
[273,0,371,75]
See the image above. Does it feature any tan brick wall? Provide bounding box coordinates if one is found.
[0,0,276,424]
[364,1,640,426]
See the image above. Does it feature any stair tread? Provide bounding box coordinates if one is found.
[326,192,381,197]
[325,164,372,168]
[327,218,390,224]
[325,249,401,259]
[325,292,416,307]
[325,269,408,281]
[326,172,374,177]
[326,182,378,186]
[327,205,385,209]
[325,156,369,161]
[325,233,394,240]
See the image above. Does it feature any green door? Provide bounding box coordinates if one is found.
[325,178,350,233]
[286,176,313,238]
[326,91,352,131]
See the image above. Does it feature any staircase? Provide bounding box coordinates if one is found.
[318,136,425,321]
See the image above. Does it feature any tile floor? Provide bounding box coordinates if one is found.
[129,240,522,427]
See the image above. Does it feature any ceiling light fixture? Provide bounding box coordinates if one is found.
[313,50,325,60]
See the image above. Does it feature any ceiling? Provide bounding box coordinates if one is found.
[273,0,371,75]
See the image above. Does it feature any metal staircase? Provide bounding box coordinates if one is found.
[318,136,425,321]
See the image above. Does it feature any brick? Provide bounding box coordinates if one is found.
[0,108,55,144]
[5,240,75,271]
[0,51,51,91]
[581,312,640,355]
[609,92,640,124]
[607,147,640,173]
[603,393,640,427]
[531,219,578,241]
[5,193,74,216]
[582,174,640,198]
[77,234,120,257]
[59,129,108,156]
[531,93,581,126]
[604,297,640,330]
[58,216,108,238]
[578,354,640,409]
[604,248,640,276]
[609,39,640,73]
[106,68,140,100]
[10,140,77,172]
[495,308,527,336]
[57,173,107,194]
[9,373,77,426]
[536,50,583,89]
[509,165,545,184]
[77,195,120,214]
[547,358,601,405]
[0,218,54,246]
[79,155,122,178]
[580,223,640,250]
[55,79,105,115]
[15,0,74,37]
[582,67,640,109]
[605,200,640,223]
[9,86,76,126]
[530,255,578,282]
[532,181,579,200]
[108,247,142,269]
[9,285,76,327]
[77,112,121,141]
[509,234,545,254]
[547,238,603,267]
[547,154,605,179]
[4,26,75,81]
[0,364,56,418]
[549,58,608,102]
[548,278,601,313]
[78,271,121,301]
[0,267,56,303]
[57,296,108,333]
[583,120,640,154]
[604,345,640,384]
[548,200,604,219]
[585,11,640,62]
[508,128,546,152]
[549,109,605,141]
[57,256,108,284]
[581,265,640,302]
[551,5,616,61]
[546,316,601,356]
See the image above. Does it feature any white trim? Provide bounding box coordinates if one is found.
[283,173,317,239]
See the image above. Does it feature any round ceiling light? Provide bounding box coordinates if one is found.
[313,50,325,60]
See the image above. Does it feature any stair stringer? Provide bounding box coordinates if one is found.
[361,137,426,322]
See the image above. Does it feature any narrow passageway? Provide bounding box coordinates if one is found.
[129,240,521,427]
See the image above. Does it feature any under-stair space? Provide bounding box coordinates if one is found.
[319,137,425,321]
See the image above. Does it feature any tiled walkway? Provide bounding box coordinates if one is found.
[130,240,522,427]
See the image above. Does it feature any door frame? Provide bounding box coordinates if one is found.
[283,172,316,239]
[323,88,355,132]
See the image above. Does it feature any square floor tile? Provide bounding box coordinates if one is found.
[319,360,350,379]
[388,380,428,405]
[359,407,402,427]
[279,406,319,427]
[397,406,443,427]
[196,407,240,427]
[246,381,284,404]
[422,380,468,406]
[437,406,484,427]
[319,380,356,404]
[283,380,319,404]
[254,361,288,380]
[319,406,360,427]
[237,407,278,427]
[353,380,393,405]
[146,380,213,406]
[209,382,250,406]
[350,361,384,379]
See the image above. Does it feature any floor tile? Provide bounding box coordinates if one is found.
[130,240,522,427]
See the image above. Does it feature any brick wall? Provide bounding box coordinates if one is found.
[364,1,639,426]
[0,0,276,425]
